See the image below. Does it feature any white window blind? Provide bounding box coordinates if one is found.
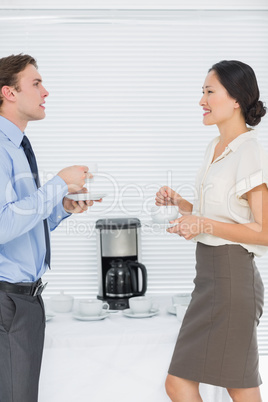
[1,0,268,10]
[1,9,268,353]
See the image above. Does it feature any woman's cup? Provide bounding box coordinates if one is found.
[79,299,109,316]
[151,205,178,224]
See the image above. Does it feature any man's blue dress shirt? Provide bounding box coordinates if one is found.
[0,116,69,283]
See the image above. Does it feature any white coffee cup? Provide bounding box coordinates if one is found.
[151,205,178,224]
[175,303,189,321]
[172,293,192,307]
[50,291,74,313]
[79,299,109,316]
[172,293,191,321]
[85,162,98,184]
[129,296,153,314]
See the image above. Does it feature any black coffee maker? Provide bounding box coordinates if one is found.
[95,218,147,310]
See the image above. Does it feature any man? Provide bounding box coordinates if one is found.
[0,53,95,402]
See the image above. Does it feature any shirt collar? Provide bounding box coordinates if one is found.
[0,116,24,148]
[211,129,257,164]
[227,129,257,152]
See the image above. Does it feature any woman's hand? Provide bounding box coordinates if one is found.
[155,186,182,207]
[155,186,193,215]
[167,215,208,240]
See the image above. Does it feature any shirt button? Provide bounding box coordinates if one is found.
[58,215,62,219]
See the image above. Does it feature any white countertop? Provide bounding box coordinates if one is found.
[39,295,267,402]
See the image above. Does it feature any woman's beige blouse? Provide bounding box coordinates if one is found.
[193,129,268,256]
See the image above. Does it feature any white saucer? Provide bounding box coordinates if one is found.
[167,305,176,315]
[66,193,108,201]
[73,311,109,321]
[45,314,55,322]
[143,220,177,229]
[122,308,159,318]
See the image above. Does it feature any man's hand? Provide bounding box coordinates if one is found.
[63,197,94,214]
[57,165,92,193]
[63,188,103,213]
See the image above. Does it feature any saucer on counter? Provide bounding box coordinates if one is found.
[166,305,176,315]
[45,314,55,322]
[73,311,109,321]
[122,308,159,318]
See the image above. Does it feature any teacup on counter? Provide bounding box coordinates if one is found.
[172,293,192,306]
[79,299,109,317]
[172,292,192,321]
[129,296,156,314]
[50,291,74,313]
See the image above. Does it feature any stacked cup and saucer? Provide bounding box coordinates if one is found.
[73,298,110,321]
[167,293,192,321]
[123,296,159,318]
[143,205,178,231]
[65,162,108,202]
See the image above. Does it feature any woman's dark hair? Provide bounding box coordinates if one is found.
[0,53,38,109]
[209,60,266,126]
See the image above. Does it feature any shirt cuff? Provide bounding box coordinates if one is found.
[236,170,268,200]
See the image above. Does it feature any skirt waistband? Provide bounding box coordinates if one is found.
[196,242,254,258]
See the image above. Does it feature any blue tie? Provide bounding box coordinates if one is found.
[21,135,51,268]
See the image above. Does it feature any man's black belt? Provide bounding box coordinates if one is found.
[0,279,47,296]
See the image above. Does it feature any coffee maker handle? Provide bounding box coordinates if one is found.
[127,261,147,296]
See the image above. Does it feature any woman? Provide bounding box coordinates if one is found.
[155,60,268,402]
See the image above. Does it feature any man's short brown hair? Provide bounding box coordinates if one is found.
[0,53,38,108]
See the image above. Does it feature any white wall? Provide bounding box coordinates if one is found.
[0,0,268,9]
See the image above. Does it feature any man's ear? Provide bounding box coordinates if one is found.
[1,86,16,102]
